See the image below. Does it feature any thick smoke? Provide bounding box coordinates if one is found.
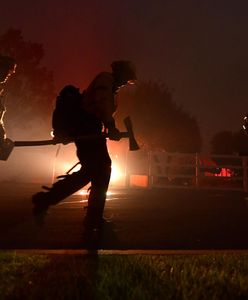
[1,114,79,185]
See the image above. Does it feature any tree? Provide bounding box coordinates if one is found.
[115,80,202,152]
[0,29,56,138]
[210,131,234,154]
[210,129,248,155]
[232,130,248,155]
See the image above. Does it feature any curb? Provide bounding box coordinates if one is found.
[2,249,248,255]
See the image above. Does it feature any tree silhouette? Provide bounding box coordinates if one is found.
[210,131,234,154]
[233,130,248,155]
[0,29,56,138]
[210,129,248,155]
[116,80,202,152]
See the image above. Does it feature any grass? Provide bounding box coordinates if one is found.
[0,252,248,300]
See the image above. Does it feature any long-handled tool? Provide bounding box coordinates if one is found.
[0,116,139,161]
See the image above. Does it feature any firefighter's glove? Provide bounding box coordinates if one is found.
[60,137,72,145]
[108,127,121,141]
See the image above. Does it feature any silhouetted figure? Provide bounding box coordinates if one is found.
[0,55,16,146]
[32,60,137,230]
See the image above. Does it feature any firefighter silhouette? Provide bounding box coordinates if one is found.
[32,60,137,230]
[0,55,17,145]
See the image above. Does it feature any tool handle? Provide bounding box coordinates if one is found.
[14,140,57,147]
[14,132,129,147]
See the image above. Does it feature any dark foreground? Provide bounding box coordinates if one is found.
[0,182,248,249]
[1,252,248,300]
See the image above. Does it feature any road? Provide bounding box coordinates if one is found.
[0,182,248,250]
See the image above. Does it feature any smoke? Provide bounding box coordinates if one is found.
[0,144,81,185]
[0,117,141,187]
[1,114,79,184]
[0,146,54,184]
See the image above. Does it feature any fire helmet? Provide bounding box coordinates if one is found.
[111,60,137,83]
[0,55,16,83]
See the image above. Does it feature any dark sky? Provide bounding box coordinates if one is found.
[1,0,248,150]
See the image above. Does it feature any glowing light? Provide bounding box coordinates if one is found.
[110,162,124,185]
[78,189,89,196]
[61,162,81,174]
[56,161,125,187]
[127,79,136,85]
[129,175,148,187]
[214,168,232,177]
[60,189,119,204]
[77,189,115,197]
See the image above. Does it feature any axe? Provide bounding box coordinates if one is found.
[0,116,139,161]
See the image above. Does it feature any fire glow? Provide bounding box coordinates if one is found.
[58,161,125,186]
[78,190,115,197]
[76,189,117,203]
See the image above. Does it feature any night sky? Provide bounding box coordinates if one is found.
[1,0,248,150]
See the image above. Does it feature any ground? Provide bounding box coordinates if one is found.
[0,182,247,250]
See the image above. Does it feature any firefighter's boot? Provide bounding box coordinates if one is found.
[32,170,90,215]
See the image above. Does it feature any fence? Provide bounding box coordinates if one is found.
[125,151,248,191]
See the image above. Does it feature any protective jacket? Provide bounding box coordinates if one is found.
[82,72,117,130]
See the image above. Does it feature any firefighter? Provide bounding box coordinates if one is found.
[32,60,137,230]
[0,55,17,145]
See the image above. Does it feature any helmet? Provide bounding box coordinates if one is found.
[111,60,137,83]
[0,55,16,84]
[59,85,79,97]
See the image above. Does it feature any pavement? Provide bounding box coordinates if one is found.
[0,182,248,250]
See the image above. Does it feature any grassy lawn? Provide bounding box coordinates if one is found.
[0,252,248,300]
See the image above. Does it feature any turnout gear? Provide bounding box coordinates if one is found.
[52,85,85,139]
[0,55,16,84]
[0,55,16,148]
[111,60,137,87]
[32,60,137,230]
